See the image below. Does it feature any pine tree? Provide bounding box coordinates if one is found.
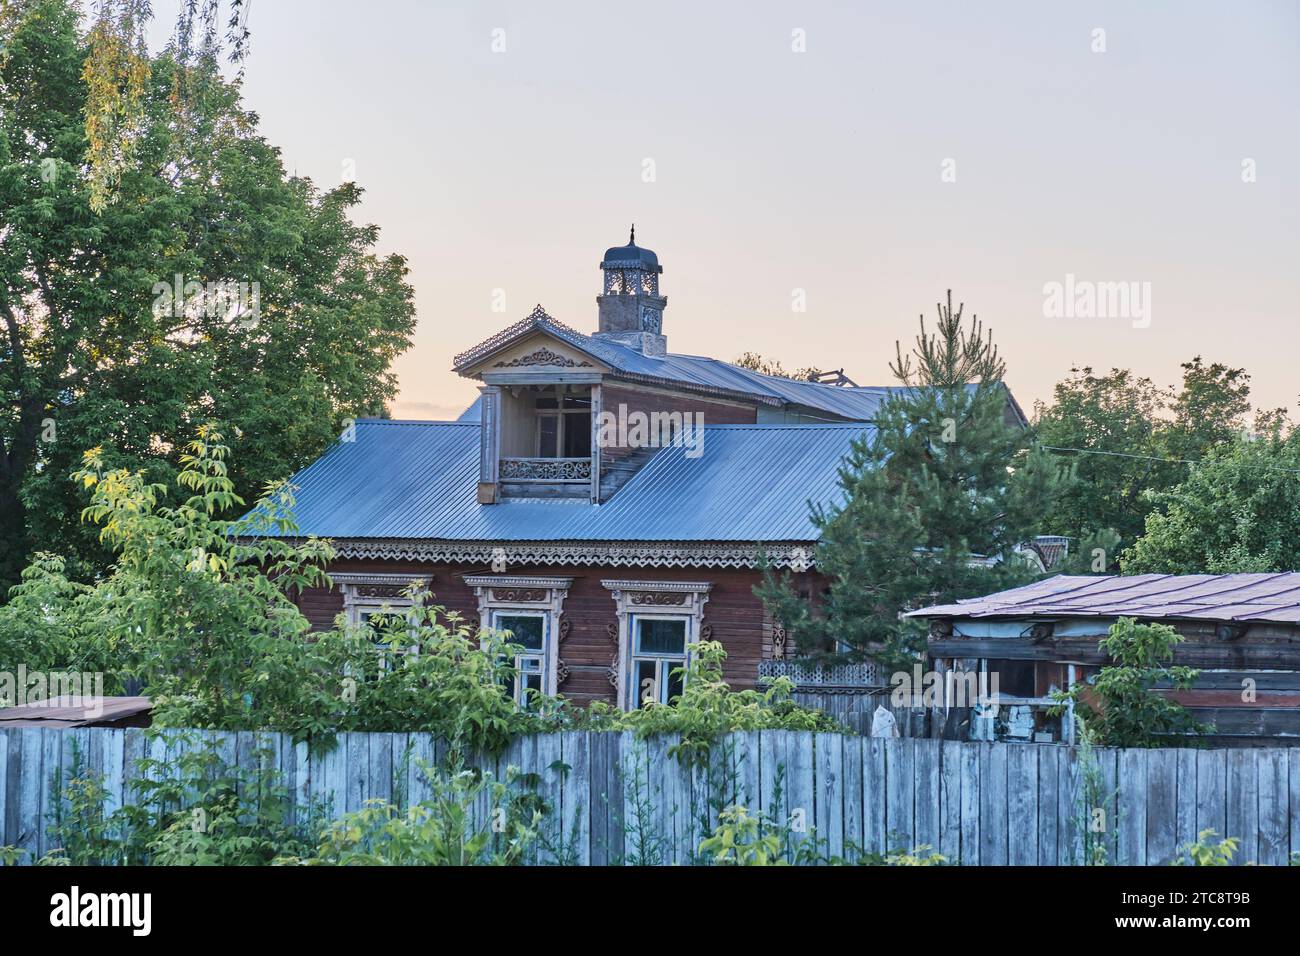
[758,292,1067,672]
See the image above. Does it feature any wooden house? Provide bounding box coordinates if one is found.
[909,573,1300,746]
[272,230,1027,712]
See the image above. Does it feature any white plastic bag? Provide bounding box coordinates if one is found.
[870,704,899,738]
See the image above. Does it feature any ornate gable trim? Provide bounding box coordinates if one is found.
[453,305,614,372]
[493,346,593,369]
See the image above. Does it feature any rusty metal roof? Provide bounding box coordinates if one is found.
[908,573,1300,624]
[0,696,152,728]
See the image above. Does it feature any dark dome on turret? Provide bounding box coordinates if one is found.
[600,226,661,273]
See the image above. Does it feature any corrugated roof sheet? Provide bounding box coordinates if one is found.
[909,573,1300,624]
[270,419,871,543]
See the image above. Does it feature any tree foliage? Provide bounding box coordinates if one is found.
[1035,358,1272,563]
[0,0,415,592]
[732,351,819,382]
[1122,430,1300,574]
[758,291,1066,672]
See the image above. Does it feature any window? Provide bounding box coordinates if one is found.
[630,616,687,706]
[493,611,548,708]
[534,388,591,459]
[603,580,712,711]
[466,576,572,706]
[334,573,431,676]
[359,607,417,675]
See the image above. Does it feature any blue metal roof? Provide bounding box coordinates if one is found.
[909,573,1300,625]
[451,308,931,422]
[271,419,872,543]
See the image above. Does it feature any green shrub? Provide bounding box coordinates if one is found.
[1173,829,1239,866]
[579,641,843,767]
[282,758,542,866]
[40,732,318,866]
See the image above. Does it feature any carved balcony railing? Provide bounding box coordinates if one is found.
[758,659,884,690]
[500,457,592,482]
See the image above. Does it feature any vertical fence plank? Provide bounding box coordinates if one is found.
[913,739,941,855]
[608,730,632,865]
[1007,745,1038,865]
[344,732,367,815]
[979,743,1007,865]
[884,737,915,854]
[958,741,981,866]
[736,730,760,812]
[1145,749,1178,865]
[407,734,436,808]
[587,732,609,866]
[561,731,591,865]
[38,728,62,859]
[1256,749,1287,866]
[863,737,888,857]
[842,735,864,856]
[1098,747,1120,864]
[786,731,815,861]
[1196,749,1227,845]
[534,733,564,864]
[1291,750,1300,863]
[1117,748,1147,865]
[0,731,8,849]
[1037,746,1060,866]
[16,728,44,861]
[938,741,961,863]
[1225,749,1258,865]
[369,732,393,807]
[1174,748,1198,856]
[1058,745,1080,866]
[814,732,844,861]
[759,730,785,828]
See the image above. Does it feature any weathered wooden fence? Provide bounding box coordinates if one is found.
[2,727,1297,865]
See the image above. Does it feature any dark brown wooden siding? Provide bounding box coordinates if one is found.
[294,558,806,708]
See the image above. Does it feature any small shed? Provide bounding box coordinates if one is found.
[908,573,1300,747]
[0,696,152,730]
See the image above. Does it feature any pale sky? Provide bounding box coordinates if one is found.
[156,1,1299,420]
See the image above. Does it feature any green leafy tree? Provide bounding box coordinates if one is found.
[732,352,819,381]
[1122,431,1300,573]
[1034,367,1173,553]
[1052,617,1207,748]
[1159,356,1253,464]
[1036,357,1271,569]
[0,0,415,592]
[758,291,1067,671]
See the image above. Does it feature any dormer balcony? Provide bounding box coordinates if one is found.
[481,383,595,501]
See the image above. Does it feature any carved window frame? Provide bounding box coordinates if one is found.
[465,575,573,699]
[334,572,432,666]
[601,580,712,710]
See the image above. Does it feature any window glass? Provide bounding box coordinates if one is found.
[495,614,544,650]
[635,618,686,655]
[537,415,559,457]
[563,414,592,457]
[634,659,659,705]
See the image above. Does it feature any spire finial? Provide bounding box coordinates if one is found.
[630,223,635,245]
